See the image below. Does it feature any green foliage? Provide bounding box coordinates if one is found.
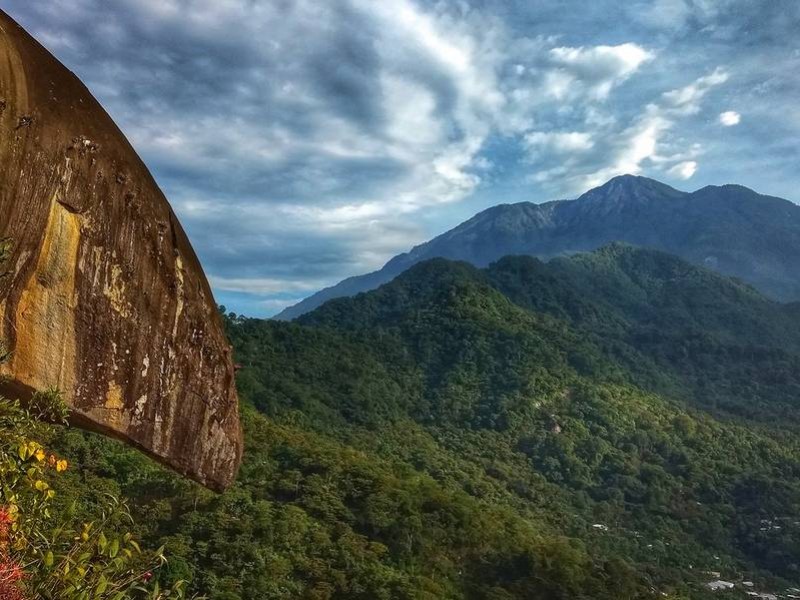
[0,391,187,599]
[484,244,800,421]
[35,245,800,598]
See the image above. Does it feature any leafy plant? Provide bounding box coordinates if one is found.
[0,390,189,599]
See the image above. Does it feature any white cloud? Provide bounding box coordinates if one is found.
[661,67,729,114]
[525,131,595,155]
[578,111,672,188]
[667,160,698,179]
[526,68,728,192]
[550,43,653,76]
[633,0,693,30]
[547,43,655,100]
[719,110,741,126]
[209,276,329,296]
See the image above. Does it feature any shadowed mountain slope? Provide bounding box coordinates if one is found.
[277,175,800,319]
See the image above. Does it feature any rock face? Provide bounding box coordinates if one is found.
[0,11,242,490]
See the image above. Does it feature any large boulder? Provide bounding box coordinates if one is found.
[0,10,242,490]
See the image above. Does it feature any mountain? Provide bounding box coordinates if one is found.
[0,9,241,489]
[53,245,800,599]
[301,243,800,423]
[276,175,800,319]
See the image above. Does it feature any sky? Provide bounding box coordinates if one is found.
[4,0,800,316]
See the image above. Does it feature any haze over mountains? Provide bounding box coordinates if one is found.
[276,175,800,319]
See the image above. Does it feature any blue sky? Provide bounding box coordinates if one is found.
[5,0,799,316]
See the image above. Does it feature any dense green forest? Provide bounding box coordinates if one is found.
[39,245,800,598]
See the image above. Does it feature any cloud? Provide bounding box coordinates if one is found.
[667,160,698,179]
[524,68,728,191]
[629,0,800,42]
[632,0,693,30]
[4,0,797,315]
[209,276,330,297]
[547,43,655,99]
[7,0,500,290]
[661,68,729,115]
[719,111,741,126]
[524,131,595,155]
[578,112,672,187]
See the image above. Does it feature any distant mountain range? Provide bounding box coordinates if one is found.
[275,174,800,319]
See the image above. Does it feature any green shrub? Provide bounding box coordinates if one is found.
[0,390,189,599]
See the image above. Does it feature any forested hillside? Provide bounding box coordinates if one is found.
[44,245,800,599]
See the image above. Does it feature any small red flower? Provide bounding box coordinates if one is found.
[0,509,12,546]
[0,581,26,600]
[0,506,26,599]
[0,559,26,600]
[0,562,23,583]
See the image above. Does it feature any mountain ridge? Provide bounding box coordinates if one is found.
[276,175,800,319]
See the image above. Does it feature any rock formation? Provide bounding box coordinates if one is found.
[0,10,242,490]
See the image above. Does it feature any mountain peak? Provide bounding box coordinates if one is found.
[577,174,685,206]
[604,173,650,185]
[602,174,669,188]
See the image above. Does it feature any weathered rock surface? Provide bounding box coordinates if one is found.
[0,10,242,490]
